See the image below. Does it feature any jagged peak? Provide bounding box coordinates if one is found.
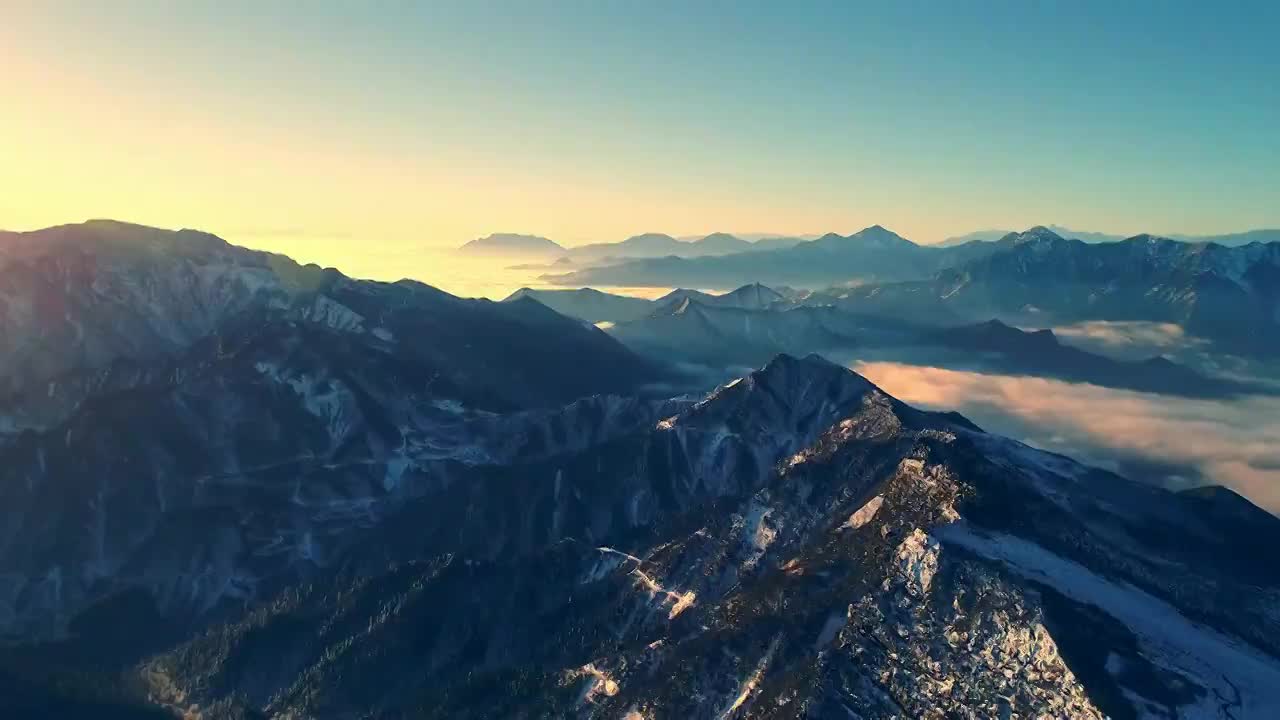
[747,353,878,398]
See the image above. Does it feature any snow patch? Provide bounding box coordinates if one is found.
[890,528,940,595]
[720,633,782,719]
[815,610,846,649]
[595,547,697,619]
[301,295,366,333]
[741,501,778,569]
[569,663,619,704]
[842,495,884,530]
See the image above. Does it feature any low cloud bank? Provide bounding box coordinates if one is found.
[854,361,1280,515]
[1052,320,1192,353]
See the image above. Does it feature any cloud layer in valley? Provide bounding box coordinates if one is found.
[1051,320,1198,357]
[853,361,1280,515]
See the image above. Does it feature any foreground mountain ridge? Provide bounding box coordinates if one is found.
[5,353,1278,718]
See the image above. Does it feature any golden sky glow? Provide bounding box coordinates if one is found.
[4,3,1277,271]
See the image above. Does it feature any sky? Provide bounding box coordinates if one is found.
[3,1,1278,262]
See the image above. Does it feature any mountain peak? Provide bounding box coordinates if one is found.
[697,232,741,242]
[808,226,914,250]
[759,351,844,374]
[623,232,679,244]
[722,282,785,308]
[676,353,880,434]
[851,225,915,247]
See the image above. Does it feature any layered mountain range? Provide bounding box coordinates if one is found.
[459,231,802,262]
[542,226,988,289]
[541,226,1280,358]
[941,225,1280,248]
[2,221,1278,719]
[508,280,1264,399]
[838,228,1280,355]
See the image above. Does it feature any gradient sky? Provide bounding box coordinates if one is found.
[3,1,1278,258]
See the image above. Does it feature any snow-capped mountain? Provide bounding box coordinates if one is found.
[917,227,1280,352]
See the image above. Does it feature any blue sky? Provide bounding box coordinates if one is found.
[3,1,1277,247]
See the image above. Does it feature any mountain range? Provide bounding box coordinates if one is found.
[835,227,1280,356]
[541,225,991,289]
[3,220,1279,718]
[461,225,1280,274]
[508,281,1262,399]
[940,225,1280,248]
[459,231,803,262]
[505,282,791,325]
[538,225,1280,358]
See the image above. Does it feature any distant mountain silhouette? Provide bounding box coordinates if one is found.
[457,232,564,256]
[939,225,1280,247]
[544,225,979,289]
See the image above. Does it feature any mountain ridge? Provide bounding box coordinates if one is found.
[10,353,1274,718]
